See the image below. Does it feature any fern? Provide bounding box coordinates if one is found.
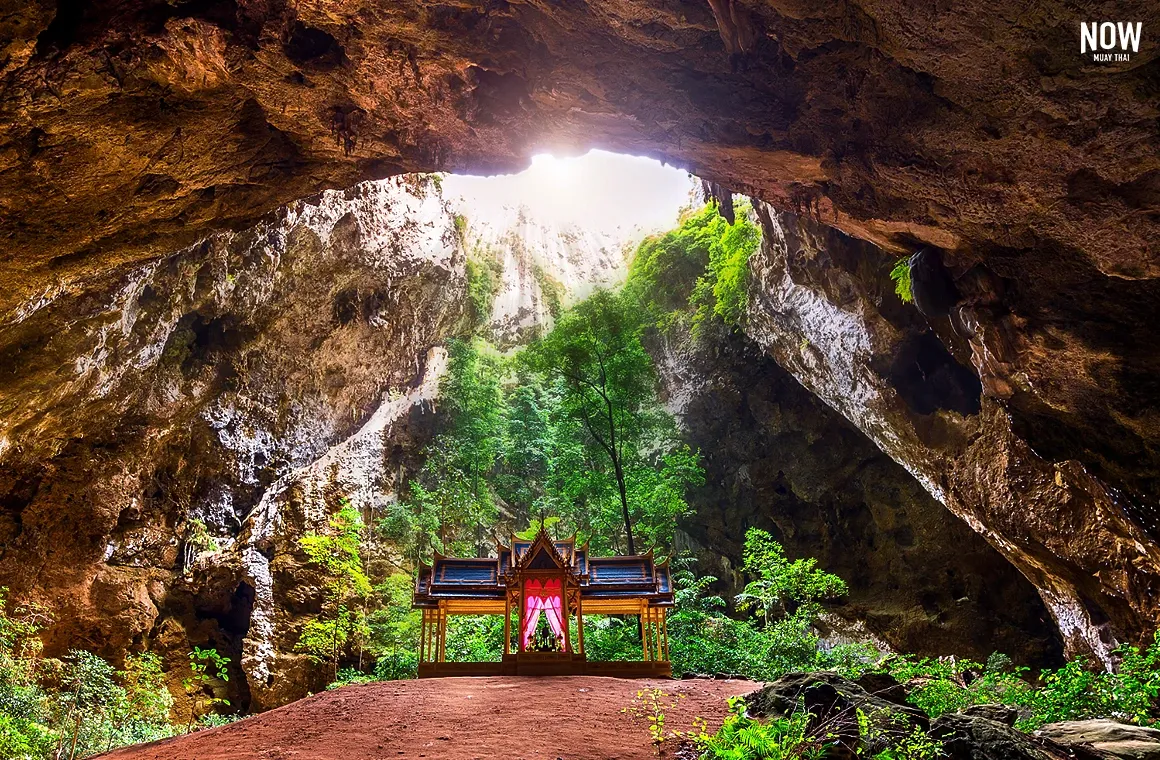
[890,259,913,304]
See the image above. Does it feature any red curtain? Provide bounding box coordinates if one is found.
[521,578,565,650]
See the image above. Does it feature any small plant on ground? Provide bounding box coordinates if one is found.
[622,688,685,748]
[696,697,821,760]
[183,647,230,733]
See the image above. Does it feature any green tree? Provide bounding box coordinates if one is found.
[526,290,702,554]
[494,377,553,517]
[297,503,373,679]
[409,339,508,557]
[734,528,848,626]
[363,574,423,681]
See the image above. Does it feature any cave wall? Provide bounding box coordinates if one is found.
[3,0,1155,310]
[0,176,464,710]
[743,204,1160,664]
[654,323,1063,669]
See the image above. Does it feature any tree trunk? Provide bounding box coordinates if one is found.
[613,458,635,555]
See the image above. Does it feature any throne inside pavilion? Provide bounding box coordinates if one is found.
[412,527,673,677]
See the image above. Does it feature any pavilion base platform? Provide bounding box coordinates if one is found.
[418,653,672,678]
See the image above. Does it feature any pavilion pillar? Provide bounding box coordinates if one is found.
[661,608,670,660]
[419,610,426,663]
[576,594,585,656]
[562,584,572,654]
[640,605,651,661]
[503,592,512,655]
[437,607,447,662]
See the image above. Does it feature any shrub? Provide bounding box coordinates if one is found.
[882,632,1160,731]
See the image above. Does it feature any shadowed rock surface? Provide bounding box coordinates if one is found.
[657,324,1063,668]
[743,205,1160,662]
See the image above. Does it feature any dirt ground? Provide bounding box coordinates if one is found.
[98,676,758,760]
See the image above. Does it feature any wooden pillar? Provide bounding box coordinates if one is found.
[562,581,572,654]
[518,584,526,653]
[576,594,585,656]
[649,608,658,659]
[437,607,447,662]
[503,592,512,655]
[661,608,670,660]
[419,610,427,663]
[640,605,650,661]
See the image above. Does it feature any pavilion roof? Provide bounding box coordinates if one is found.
[413,527,673,609]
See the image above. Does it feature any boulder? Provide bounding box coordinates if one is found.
[1036,720,1160,760]
[931,713,1104,760]
[961,704,1021,727]
[745,672,928,758]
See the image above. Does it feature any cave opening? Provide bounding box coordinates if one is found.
[888,331,983,416]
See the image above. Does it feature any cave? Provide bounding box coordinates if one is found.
[889,331,983,417]
[0,0,1158,755]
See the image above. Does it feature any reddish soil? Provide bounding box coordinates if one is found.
[98,676,758,760]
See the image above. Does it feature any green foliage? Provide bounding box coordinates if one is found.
[695,697,819,760]
[532,263,566,318]
[0,589,184,758]
[694,697,945,760]
[296,503,373,678]
[882,632,1160,730]
[626,203,761,336]
[890,259,913,304]
[183,647,229,732]
[525,289,704,554]
[660,548,870,683]
[445,616,507,662]
[735,529,847,626]
[465,253,503,330]
[404,339,507,558]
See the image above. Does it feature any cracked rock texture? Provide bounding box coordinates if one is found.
[456,204,630,348]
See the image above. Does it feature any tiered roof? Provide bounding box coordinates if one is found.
[413,529,673,609]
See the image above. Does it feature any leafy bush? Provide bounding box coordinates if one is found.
[694,696,945,760]
[883,632,1160,730]
[626,203,761,336]
[694,697,819,760]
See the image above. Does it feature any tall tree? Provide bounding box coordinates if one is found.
[412,339,507,556]
[296,502,372,679]
[527,290,701,554]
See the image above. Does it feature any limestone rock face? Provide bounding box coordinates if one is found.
[654,323,1063,668]
[0,176,463,709]
[743,204,1160,663]
[458,205,630,348]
